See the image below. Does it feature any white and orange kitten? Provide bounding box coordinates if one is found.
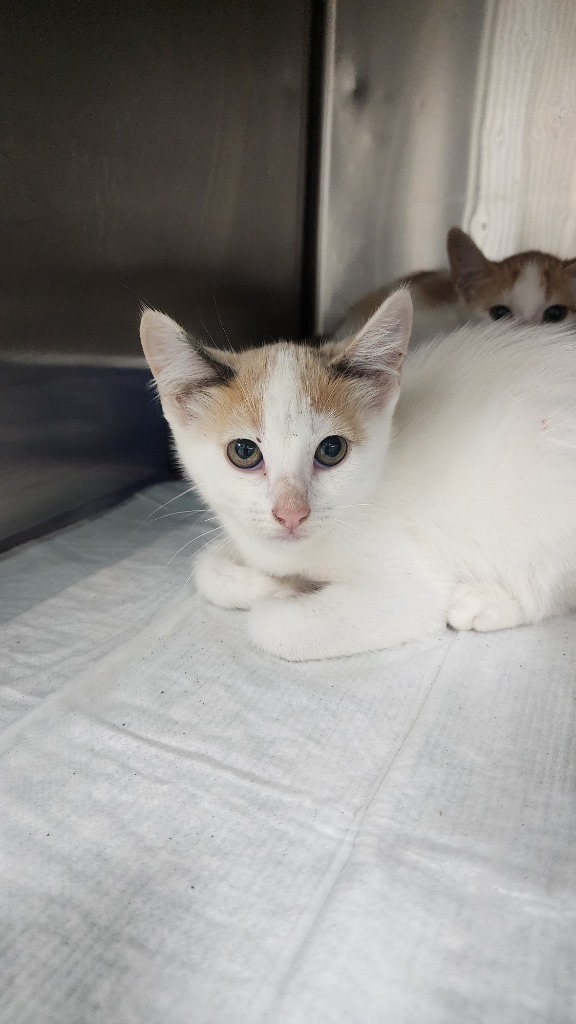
[141,292,576,661]
[335,227,576,344]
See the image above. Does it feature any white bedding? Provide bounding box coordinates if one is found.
[1,483,575,1023]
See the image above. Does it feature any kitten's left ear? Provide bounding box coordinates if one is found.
[563,258,576,276]
[328,288,412,398]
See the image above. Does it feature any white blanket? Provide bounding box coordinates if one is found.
[1,484,575,1023]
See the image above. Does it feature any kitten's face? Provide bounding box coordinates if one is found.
[140,292,412,555]
[448,227,576,328]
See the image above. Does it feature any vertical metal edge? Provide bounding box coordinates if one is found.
[299,0,329,338]
[300,0,336,338]
[315,0,337,337]
[461,0,497,235]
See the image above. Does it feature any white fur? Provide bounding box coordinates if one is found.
[409,288,464,344]
[141,293,576,661]
[505,262,545,323]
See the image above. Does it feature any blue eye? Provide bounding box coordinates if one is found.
[489,305,512,320]
[227,439,263,469]
[314,436,348,467]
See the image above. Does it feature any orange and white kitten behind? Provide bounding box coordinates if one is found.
[141,292,576,661]
[335,227,576,344]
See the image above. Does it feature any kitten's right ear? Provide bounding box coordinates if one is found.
[447,227,492,298]
[140,309,235,420]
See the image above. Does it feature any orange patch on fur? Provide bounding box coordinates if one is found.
[294,346,371,441]
[196,347,269,436]
[409,270,457,306]
[341,270,455,330]
[457,251,576,313]
[170,346,268,436]
[171,341,388,443]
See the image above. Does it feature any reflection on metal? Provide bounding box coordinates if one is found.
[316,0,576,334]
[0,360,169,552]
[0,1,311,548]
[1,1,311,357]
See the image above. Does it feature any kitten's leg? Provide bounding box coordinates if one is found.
[248,576,447,661]
[447,583,525,632]
[194,547,299,610]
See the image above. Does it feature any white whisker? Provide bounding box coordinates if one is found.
[331,518,369,541]
[180,534,232,591]
[332,503,375,509]
[167,526,223,565]
[147,508,209,523]
[142,485,197,522]
[213,286,231,349]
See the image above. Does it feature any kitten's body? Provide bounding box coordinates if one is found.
[141,293,576,661]
[335,228,576,344]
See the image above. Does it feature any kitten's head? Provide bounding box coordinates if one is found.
[140,291,412,555]
[447,227,576,327]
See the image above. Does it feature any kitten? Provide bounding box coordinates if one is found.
[141,293,576,661]
[334,227,576,344]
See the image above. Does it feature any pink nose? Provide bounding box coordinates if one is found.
[272,504,310,532]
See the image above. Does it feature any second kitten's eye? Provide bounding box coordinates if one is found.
[489,305,513,320]
[314,436,348,467]
[543,304,568,323]
[227,439,263,469]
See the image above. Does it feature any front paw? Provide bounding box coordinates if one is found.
[447,582,524,632]
[194,549,301,610]
[248,597,325,661]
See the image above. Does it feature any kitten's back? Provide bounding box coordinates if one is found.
[334,269,462,344]
[335,229,576,343]
[384,321,576,617]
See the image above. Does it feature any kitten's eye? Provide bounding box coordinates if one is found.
[227,438,263,469]
[543,304,568,323]
[314,435,348,468]
[489,305,513,320]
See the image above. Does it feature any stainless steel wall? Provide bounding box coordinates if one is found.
[0,1,312,548]
[1,0,311,357]
[316,0,576,334]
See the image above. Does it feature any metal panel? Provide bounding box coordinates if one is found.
[0,0,312,547]
[317,0,576,333]
[1,0,311,356]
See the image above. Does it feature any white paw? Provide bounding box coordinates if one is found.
[248,598,324,661]
[447,583,524,633]
[194,548,300,610]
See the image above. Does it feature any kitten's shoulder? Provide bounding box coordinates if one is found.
[334,269,457,342]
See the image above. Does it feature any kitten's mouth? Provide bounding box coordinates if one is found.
[271,528,306,542]
[269,524,311,543]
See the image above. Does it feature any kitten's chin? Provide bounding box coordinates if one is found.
[222,513,322,559]
[253,531,311,551]
[216,515,332,581]
[270,529,310,544]
[245,520,316,545]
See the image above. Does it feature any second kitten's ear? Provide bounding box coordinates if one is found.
[447,227,492,298]
[328,288,413,399]
[140,309,235,420]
